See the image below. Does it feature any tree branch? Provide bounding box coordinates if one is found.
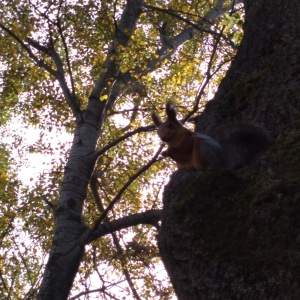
[90,175,143,300]
[89,209,162,243]
[26,36,81,120]
[0,23,56,76]
[91,166,146,298]
[143,0,232,70]
[56,13,77,109]
[90,145,164,234]
[111,233,142,300]
[105,0,237,109]
[183,25,228,123]
[89,0,144,103]
[0,22,81,120]
[144,4,235,48]
[95,124,155,159]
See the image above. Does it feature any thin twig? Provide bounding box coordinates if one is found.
[90,170,147,300]
[91,145,164,232]
[183,24,227,123]
[0,23,56,76]
[144,4,236,49]
[56,13,77,106]
[95,124,155,159]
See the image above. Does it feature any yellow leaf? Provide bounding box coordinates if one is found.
[100,94,108,101]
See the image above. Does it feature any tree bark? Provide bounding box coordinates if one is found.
[158,0,300,299]
[37,1,145,298]
[37,123,98,300]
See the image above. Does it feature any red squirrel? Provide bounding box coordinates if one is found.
[151,101,270,170]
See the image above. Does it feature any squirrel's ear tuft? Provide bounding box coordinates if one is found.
[166,100,177,121]
[151,109,162,127]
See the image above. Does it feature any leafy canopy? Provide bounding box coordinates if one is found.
[0,0,243,298]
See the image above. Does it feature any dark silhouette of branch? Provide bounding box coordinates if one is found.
[0,23,56,76]
[70,287,121,300]
[84,184,162,298]
[91,152,159,300]
[183,25,228,123]
[95,124,155,159]
[89,209,161,242]
[26,36,81,119]
[144,4,235,48]
[28,0,56,24]
[0,22,81,120]
[56,12,77,108]
[89,0,144,103]
[111,233,142,300]
[90,174,142,300]
[104,0,237,112]
[91,145,164,234]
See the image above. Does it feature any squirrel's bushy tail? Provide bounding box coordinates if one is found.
[214,124,271,169]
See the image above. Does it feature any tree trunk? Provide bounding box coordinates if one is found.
[37,1,144,298]
[157,0,300,299]
[37,120,100,300]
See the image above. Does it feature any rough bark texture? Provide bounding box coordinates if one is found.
[157,0,300,299]
[196,0,300,135]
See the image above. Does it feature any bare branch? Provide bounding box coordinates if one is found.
[105,0,238,109]
[89,209,161,242]
[56,13,77,107]
[27,36,81,119]
[111,232,142,300]
[0,269,9,296]
[182,0,241,123]
[26,37,52,54]
[39,193,57,215]
[89,0,144,103]
[91,145,164,233]
[95,124,155,159]
[70,288,111,300]
[90,169,162,299]
[90,180,105,214]
[28,0,56,25]
[159,22,174,49]
[183,25,228,123]
[90,171,143,300]
[144,4,234,47]
[0,23,56,76]
[0,22,81,120]
[51,50,82,118]
[144,0,233,68]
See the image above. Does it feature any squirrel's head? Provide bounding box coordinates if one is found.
[151,101,185,144]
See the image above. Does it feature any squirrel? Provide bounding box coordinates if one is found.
[151,101,270,170]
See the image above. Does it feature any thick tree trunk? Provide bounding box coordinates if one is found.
[37,120,99,300]
[158,0,300,299]
[37,1,144,298]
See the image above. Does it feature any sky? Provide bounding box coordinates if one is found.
[2,117,73,186]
